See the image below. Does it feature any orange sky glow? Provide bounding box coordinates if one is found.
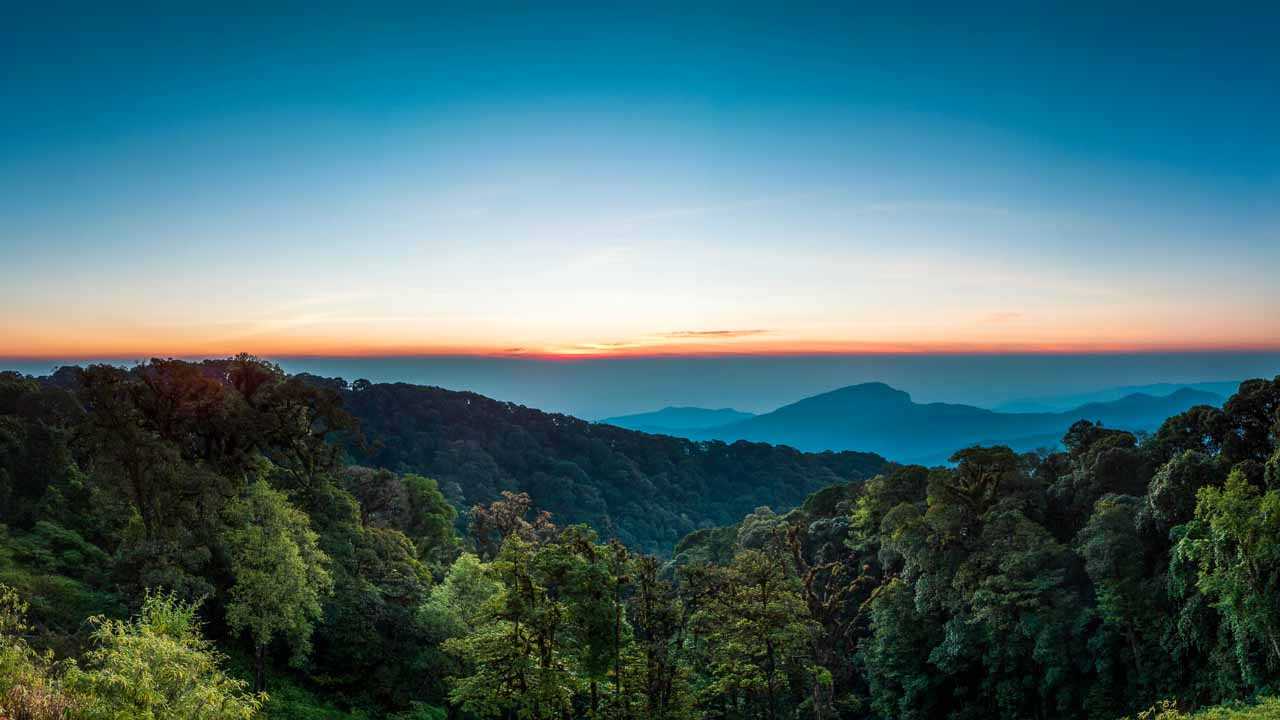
[6,332,1279,362]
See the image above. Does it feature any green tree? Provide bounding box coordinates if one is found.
[1077,495,1159,698]
[402,473,459,565]
[0,584,79,719]
[1147,451,1222,528]
[691,549,816,720]
[1174,470,1280,674]
[420,552,501,638]
[629,555,694,720]
[443,534,577,719]
[860,578,945,720]
[223,480,332,691]
[65,591,264,720]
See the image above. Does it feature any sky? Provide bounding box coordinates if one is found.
[2,3,1278,359]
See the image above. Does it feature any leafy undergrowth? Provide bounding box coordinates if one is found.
[0,525,124,654]
[259,678,374,720]
[255,667,444,720]
[1130,698,1280,719]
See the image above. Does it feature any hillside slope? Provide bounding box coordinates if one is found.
[601,405,755,433]
[335,380,886,554]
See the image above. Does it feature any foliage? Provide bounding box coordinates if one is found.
[0,360,460,717]
[64,591,265,720]
[0,583,80,719]
[2,361,1279,719]
[339,381,886,555]
[223,479,333,690]
[1125,697,1280,719]
[1174,470,1280,679]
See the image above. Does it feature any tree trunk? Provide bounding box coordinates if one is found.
[1126,625,1146,679]
[254,642,267,692]
[764,637,778,720]
[614,587,624,718]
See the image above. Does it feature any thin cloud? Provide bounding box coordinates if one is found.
[659,329,770,339]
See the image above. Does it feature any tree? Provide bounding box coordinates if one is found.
[65,591,264,720]
[254,376,359,494]
[1146,451,1221,528]
[468,491,555,560]
[403,473,459,565]
[222,479,332,691]
[630,555,694,720]
[443,534,577,720]
[1147,406,1225,465]
[1174,470,1280,674]
[860,578,945,720]
[343,468,458,565]
[789,522,875,720]
[421,553,501,638]
[77,364,183,544]
[0,584,79,719]
[1077,495,1156,689]
[691,549,816,720]
[1216,378,1280,466]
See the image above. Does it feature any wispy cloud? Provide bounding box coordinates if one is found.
[544,329,773,356]
[658,329,770,339]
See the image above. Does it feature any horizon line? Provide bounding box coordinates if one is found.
[5,344,1280,365]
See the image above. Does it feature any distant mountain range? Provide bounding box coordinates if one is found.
[993,380,1240,413]
[604,382,1226,464]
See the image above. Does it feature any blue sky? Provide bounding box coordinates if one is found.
[2,3,1277,357]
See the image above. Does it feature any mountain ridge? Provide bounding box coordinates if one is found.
[993,380,1239,412]
[600,405,755,433]
[613,382,1224,464]
[335,380,886,555]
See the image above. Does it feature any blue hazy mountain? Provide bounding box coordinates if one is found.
[5,355,1274,421]
[666,383,1225,464]
[993,381,1238,413]
[601,406,756,434]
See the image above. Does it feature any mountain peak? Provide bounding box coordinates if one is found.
[776,382,914,415]
[818,382,913,403]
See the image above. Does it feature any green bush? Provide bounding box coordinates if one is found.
[260,677,373,720]
[1128,698,1280,719]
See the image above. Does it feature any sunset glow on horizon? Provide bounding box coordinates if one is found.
[3,6,1277,360]
[7,333,1280,363]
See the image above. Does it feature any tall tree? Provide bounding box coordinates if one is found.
[1174,470,1280,676]
[222,479,333,691]
[691,549,815,720]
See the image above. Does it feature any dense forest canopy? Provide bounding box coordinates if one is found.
[0,356,1278,720]
[328,379,886,555]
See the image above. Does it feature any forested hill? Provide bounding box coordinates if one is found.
[323,378,887,555]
